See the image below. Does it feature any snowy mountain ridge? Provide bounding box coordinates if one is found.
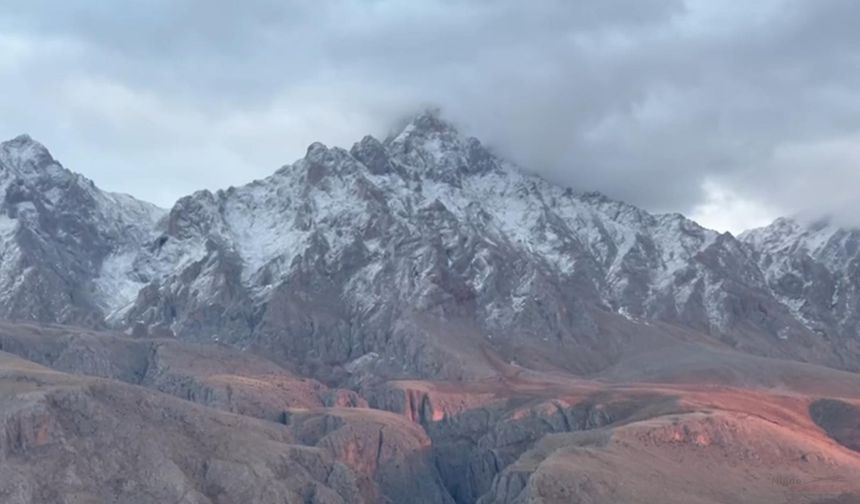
[1,113,859,379]
[0,134,164,324]
[741,216,860,345]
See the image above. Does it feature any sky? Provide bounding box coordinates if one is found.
[1,0,859,233]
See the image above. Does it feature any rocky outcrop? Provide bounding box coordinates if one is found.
[287,408,454,504]
[810,398,860,453]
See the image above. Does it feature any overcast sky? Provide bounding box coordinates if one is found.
[1,0,859,233]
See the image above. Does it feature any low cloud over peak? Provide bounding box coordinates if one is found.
[1,0,859,232]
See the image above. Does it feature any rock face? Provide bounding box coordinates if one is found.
[287,407,455,504]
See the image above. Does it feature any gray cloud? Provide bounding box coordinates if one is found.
[1,0,859,232]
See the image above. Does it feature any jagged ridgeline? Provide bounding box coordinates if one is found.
[2,113,860,383]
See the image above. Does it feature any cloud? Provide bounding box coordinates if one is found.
[1,0,859,232]
[689,179,778,235]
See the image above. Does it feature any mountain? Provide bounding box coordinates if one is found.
[1,114,858,383]
[741,217,860,367]
[0,135,164,326]
[2,116,860,503]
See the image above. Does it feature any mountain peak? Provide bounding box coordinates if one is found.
[8,133,34,144]
[409,109,458,133]
[2,133,50,154]
[381,110,505,180]
[389,110,462,144]
[0,133,59,177]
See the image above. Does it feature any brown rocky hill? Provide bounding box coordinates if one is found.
[0,321,859,503]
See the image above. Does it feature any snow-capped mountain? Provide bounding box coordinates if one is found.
[741,218,860,366]
[0,135,164,326]
[1,114,858,379]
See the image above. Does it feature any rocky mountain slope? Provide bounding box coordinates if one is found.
[741,218,860,367]
[2,113,857,381]
[0,135,163,326]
